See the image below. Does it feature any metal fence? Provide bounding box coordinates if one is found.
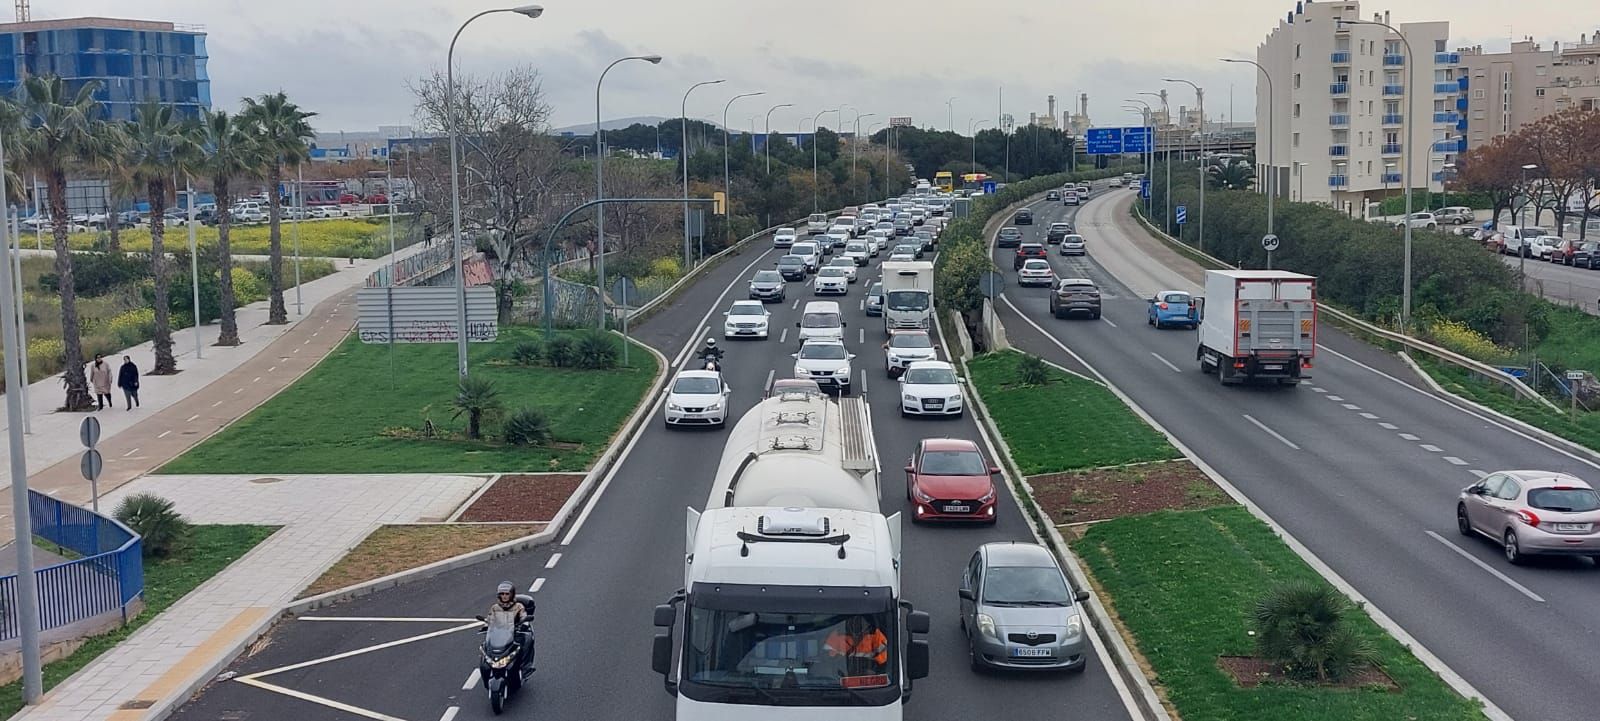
[0,491,143,640]
[364,242,472,288]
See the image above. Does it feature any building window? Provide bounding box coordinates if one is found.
[1536,65,1546,76]
[1535,88,1545,97]
[1473,110,1485,120]
[1435,39,1446,52]
[1473,89,1485,99]
[1294,73,1301,89]
[1293,103,1301,118]
[1585,98,1599,111]
[1293,132,1300,147]
[1296,43,1301,59]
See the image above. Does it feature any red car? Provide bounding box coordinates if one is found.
[1013,243,1046,270]
[905,438,1000,523]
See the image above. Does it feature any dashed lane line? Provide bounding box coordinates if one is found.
[461,671,479,691]
[1101,316,1118,328]
[157,430,171,439]
[779,328,788,344]
[186,414,200,422]
[1420,444,1444,453]
[1359,412,1380,420]
[1444,456,1469,466]
[440,706,460,721]
[1468,470,1488,479]
[528,578,545,593]
[1325,395,1345,402]
[1242,414,1301,450]
[545,553,561,569]
[1342,403,1361,410]
[1425,531,1546,603]
[1399,433,1421,441]
[1149,353,1181,373]
[1378,422,1399,430]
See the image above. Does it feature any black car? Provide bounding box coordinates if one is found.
[748,270,787,302]
[996,227,1024,248]
[1573,241,1600,269]
[1013,243,1047,270]
[1013,208,1034,225]
[775,255,808,281]
[1045,223,1072,243]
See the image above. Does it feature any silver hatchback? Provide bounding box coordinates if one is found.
[1458,471,1600,565]
[959,542,1090,672]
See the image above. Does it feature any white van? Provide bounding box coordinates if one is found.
[796,300,846,344]
[806,213,830,234]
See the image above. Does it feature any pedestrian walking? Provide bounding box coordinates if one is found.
[117,355,140,410]
[424,221,435,248]
[88,353,113,410]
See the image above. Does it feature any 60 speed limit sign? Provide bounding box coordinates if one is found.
[1261,234,1280,252]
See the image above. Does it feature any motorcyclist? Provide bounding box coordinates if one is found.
[698,338,725,368]
[486,581,534,670]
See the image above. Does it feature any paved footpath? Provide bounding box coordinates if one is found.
[12,473,486,721]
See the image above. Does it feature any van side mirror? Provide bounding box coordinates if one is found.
[652,633,675,681]
[906,639,931,681]
[796,321,802,327]
[907,609,931,634]
[842,321,848,327]
[957,587,975,601]
[653,604,676,628]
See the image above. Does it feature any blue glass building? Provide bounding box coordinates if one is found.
[0,17,210,121]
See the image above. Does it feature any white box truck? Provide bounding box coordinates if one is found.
[651,388,931,718]
[1195,270,1317,386]
[879,261,934,332]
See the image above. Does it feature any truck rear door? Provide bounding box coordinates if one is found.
[1237,279,1316,357]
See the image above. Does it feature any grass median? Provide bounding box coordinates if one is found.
[1413,355,1600,452]
[162,327,658,474]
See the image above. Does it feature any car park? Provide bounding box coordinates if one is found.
[960,542,1090,670]
[775,255,808,281]
[789,242,822,272]
[1050,278,1101,319]
[906,439,998,524]
[1013,242,1046,270]
[1147,290,1198,329]
[883,329,938,377]
[747,270,786,302]
[663,370,730,428]
[865,281,885,316]
[1017,259,1055,287]
[996,227,1023,248]
[722,300,771,340]
[814,266,851,295]
[1013,208,1033,225]
[844,240,872,266]
[795,300,845,344]
[1435,206,1475,225]
[1045,222,1071,244]
[791,338,855,394]
[773,227,797,247]
[898,360,964,418]
[1059,234,1086,256]
[1457,471,1600,565]
[827,256,859,283]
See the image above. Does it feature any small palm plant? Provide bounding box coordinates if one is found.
[503,408,552,446]
[450,376,504,440]
[1016,354,1049,387]
[113,493,191,558]
[1253,581,1375,682]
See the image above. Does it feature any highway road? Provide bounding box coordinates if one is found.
[989,184,1600,721]
[169,224,1136,720]
[1500,251,1600,315]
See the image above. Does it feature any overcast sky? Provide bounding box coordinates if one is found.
[39,0,1598,134]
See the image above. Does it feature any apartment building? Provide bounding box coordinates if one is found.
[1255,1,1456,217]
[0,16,209,121]
[1455,32,1600,151]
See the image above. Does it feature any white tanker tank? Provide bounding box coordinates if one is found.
[705,385,879,512]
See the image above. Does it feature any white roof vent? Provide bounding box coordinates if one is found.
[757,508,831,537]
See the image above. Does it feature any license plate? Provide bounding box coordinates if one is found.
[943,504,970,513]
[737,330,756,335]
[1011,648,1051,658]
[1556,522,1590,532]
[1262,364,1283,370]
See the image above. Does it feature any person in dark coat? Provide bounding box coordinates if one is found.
[116,356,140,410]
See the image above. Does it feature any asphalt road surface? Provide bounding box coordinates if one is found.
[169,224,1136,720]
[990,184,1600,721]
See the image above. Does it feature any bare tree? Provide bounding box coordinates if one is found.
[408,65,580,319]
[596,158,678,267]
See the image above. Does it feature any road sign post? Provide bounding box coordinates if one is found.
[79,417,102,513]
[610,276,638,366]
[1176,205,1188,226]
[1261,234,1280,269]
[1567,370,1586,420]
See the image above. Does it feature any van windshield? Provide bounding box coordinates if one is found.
[801,312,840,328]
[886,291,929,311]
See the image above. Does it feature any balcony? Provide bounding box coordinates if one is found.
[1382,172,1403,184]
[1381,143,1403,155]
[1329,175,1349,188]
[1456,117,1468,132]
[1330,51,1352,64]
[1383,84,1405,95]
[1433,111,1460,124]
[1455,96,1468,111]
[1435,51,1460,65]
[1434,82,1460,93]
[1431,171,1447,182]
[1330,82,1350,94]
[1383,54,1406,65]
[1329,144,1349,157]
[1329,113,1350,126]
[1382,113,1404,125]
[1430,138,1465,153]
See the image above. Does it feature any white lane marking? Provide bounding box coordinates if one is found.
[268,366,276,372]
[1359,412,1380,420]
[157,430,172,439]
[293,348,300,353]
[545,553,561,569]
[763,369,775,394]
[1311,386,1328,393]
[1342,403,1362,410]
[779,328,788,344]
[121,448,139,457]
[233,678,407,721]
[237,621,481,683]
[234,387,244,394]
[1468,470,1488,479]
[211,401,223,408]
[1425,531,1546,603]
[461,671,479,691]
[860,367,868,396]
[1325,395,1345,401]
[253,376,261,383]
[859,327,865,345]
[791,297,800,310]
[859,299,864,311]
[1444,456,1469,466]
[440,706,460,721]
[1378,422,1399,430]
[1149,353,1181,373]
[529,577,545,593]
[1242,414,1301,450]
[186,414,200,422]
[1101,316,1118,328]
[302,339,310,345]
[1420,444,1444,453]
[1399,433,1421,441]
[298,617,480,623]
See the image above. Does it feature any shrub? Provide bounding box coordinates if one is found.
[1016,354,1049,386]
[649,256,682,278]
[449,376,504,440]
[37,252,147,297]
[1427,318,1514,363]
[105,308,157,347]
[544,335,578,368]
[510,341,542,366]
[230,266,267,305]
[1253,581,1375,682]
[575,331,619,369]
[502,407,553,446]
[113,493,191,558]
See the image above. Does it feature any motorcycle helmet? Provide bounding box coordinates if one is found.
[496,581,515,602]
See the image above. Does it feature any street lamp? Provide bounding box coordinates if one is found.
[764,103,792,175]
[1124,99,1153,215]
[1338,16,1415,329]
[812,107,841,211]
[1520,163,1538,288]
[853,113,876,193]
[1383,161,1397,205]
[1136,92,1170,233]
[969,118,990,176]
[721,90,764,242]
[595,53,662,327]
[1440,162,1456,211]
[680,79,725,268]
[1166,78,1206,250]
[946,97,956,132]
[447,3,543,378]
[1220,58,1274,254]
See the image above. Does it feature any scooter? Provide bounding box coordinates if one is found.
[476,596,536,715]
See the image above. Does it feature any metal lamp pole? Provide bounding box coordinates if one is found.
[946,97,956,132]
[595,54,662,328]
[764,103,792,175]
[853,113,876,195]
[812,107,841,211]
[721,90,763,241]
[1221,58,1274,246]
[186,179,201,358]
[680,79,725,269]
[969,119,990,175]
[447,4,544,378]
[1167,78,1206,249]
[1519,163,1538,290]
[1124,100,1153,215]
[1339,18,1414,328]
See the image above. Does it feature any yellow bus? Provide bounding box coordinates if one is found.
[934,171,954,192]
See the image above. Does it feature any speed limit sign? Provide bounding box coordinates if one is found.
[1261,234,1280,252]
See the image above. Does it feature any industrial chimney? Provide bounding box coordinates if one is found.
[1047,94,1057,122]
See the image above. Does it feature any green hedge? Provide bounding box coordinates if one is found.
[1377,191,1493,216]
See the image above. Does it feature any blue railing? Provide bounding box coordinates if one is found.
[1435,52,1460,65]
[1434,82,1460,93]
[1328,175,1349,187]
[1434,111,1460,124]
[1382,172,1403,184]
[1381,143,1403,155]
[1329,113,1350,125]
[0,491,143,641]
[1330,51,1352,63]
[1382,113,1405,125]
[1330,82,1350,94]
[1383,84,1405,95]
[1329,145,1349,157]
[1432,138,1466,153]
[1455,97,1468,111]
[1383,54,1406,65]
[1431,171,1447,182]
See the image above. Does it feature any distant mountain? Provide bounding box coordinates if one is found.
[553,116,710,134]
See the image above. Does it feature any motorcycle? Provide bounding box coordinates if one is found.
[698,352,724,372]
[476,597,536,715]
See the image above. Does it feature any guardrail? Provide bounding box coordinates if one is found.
[1127,203,1561,411]
[0,491,143,640]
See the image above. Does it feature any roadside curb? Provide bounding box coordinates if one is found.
[1398,351,1600,465]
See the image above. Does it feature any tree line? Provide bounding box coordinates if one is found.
[1452,107,1600,238]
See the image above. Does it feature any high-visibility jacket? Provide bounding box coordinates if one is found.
[825,628,889,666]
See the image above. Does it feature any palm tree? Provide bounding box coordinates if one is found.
[449,376,503,440]
[97,129,139,254]
[124,101,197,375]
[240,92,315,325]
[1207,159,1256,191]
[196,109,258,346]
[9,75,104,411]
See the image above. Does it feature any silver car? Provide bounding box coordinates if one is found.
[959,542,1090,672]
[1458,471,1600,565]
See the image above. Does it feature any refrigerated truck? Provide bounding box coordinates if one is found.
[879,261,934,332]
[1194,270,1317,386]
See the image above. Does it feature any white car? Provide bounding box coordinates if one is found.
[1393,212,1438,230]
[824,230,851,250]
[723,300,771,339]
[773,227,797,248]
[867,229,893,252]
[1018,258,1055,287]
[1531,235,1563,261]
[789,242,822,272]
[827,257,859,282]
[844,241,872,266]
[663,370,730,428]
[814,266,850,295]
[899,360,963,417]
[806,212,830,234]
[792,338,855,394]
[1059,234,1087,256]
[884,329,938,377]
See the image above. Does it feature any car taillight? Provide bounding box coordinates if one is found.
[1158,302,1168,310]
[1515,509,1541,527]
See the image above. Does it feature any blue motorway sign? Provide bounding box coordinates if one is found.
[1085,127,1123,154]
[1139,178,1151,199]
[1176,205,1188,225]
[982,180,997,194]
[1123,127,1153,153]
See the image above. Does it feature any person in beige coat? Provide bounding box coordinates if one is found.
[89,353,113,410]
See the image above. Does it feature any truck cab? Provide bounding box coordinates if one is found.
[879,261,934,332]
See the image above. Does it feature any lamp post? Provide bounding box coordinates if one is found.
[594,53,662,328]
[1383,161,1397,208]
[681,79,725,269]
[721,90,764,245]
[946,97,956,132]
[853,113,876,194]
[1338,17,1414,329]
[1124,99,1152,215]
[812,107,841,211]
[1166,78,1206,250]
[1519,163,1538,289]
[447,4,544,378]
[764,103,792,175]
[1220,58,1274,250]
[969,118,990,176]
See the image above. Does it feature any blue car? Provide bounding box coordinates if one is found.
[1147,290,1198,329]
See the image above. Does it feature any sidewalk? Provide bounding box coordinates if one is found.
[11,473,486,721]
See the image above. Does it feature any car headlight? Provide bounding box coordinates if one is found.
[977,487,995,503]
[976,613,998,639]
[903,393,917,402]
[1065,612,1083,636]
[913,486,935,503]
[667,403,683,411]
[705,402,722,411]
[948,395,963,403]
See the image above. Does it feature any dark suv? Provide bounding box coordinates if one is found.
[1050,278,1101,319]
[1013,208,1034,225]
[1573,241,1600,269]
[996,227,1024,248]
[1046,222,1072,243]
[775,254,808,281]
[1013,242,1047,270]
[1045,190,1061,201]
